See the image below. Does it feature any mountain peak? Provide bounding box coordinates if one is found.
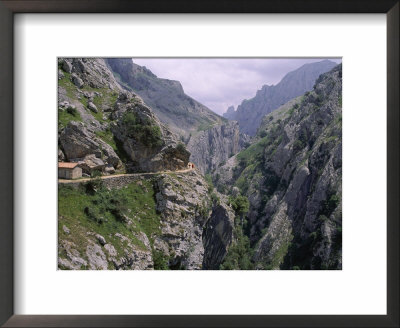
[227,61,338,135]
[223,105,236,120]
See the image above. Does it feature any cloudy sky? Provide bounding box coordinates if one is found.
[132,58,341,115]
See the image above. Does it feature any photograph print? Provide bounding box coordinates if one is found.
[58,57,342,270]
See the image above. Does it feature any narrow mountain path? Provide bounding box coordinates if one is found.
[58,167,194,184]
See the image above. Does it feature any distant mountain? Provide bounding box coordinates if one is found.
[223,105,236,120]
[225,60,337,136]
[106,58,225,139]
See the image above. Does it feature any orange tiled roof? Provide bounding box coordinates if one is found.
[58,162,79,169]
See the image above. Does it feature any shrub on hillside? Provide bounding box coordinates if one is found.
[220,226,254,270]
[153,250,169,270]
[122,111,163,148]
[66,106,78,116]
[176,143,186,153]
[84,177,103,194]
[229,195,249,218]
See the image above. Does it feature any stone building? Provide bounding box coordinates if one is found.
[58,162,82,179]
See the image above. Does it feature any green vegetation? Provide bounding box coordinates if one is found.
[324,135,339,143]
[335,113,342,125]
[259,129,268,138]
[228,195,249,219]
[288,103,299,117]
[237,136,269,166]
[320,193,340,217]
[152,249,170,270]
[220,224,254,270]
[264,239,292,270]
[293,139,305,153]
[58,178,162,261]
[95,129,117,152]
[220,193,253,270]
[58,107,82,130]
[93,91,118,112]
[210,192,220,206]
[176,143,186,153]
[94,128,128,164]
[58,67,120,132]
[58,71,75,98]
[122,111,163,148]
[204,174,214,193]
[197,121,214,132]
[66,106,78,116]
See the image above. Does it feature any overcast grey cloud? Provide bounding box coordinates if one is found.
[132,58,341,115]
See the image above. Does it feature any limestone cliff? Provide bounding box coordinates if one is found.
[216,65,342,269]
[186,121,248,174]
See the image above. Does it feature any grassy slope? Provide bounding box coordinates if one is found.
[58,179,162,268]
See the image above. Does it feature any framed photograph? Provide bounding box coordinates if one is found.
[0,0,398,327]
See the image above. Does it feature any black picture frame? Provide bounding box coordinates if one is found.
[0,1,398,327]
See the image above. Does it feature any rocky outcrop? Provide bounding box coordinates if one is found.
[59,58,122,91]
[60,121,122,172]
[187,121,247,174]
[225,60,337,136]
[110,93,191,172]
[58,232,153,270]
[105,58,225,138]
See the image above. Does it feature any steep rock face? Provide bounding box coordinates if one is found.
[202,202,235,269]
[105,58,226,138]
[153,170,235,269]
[218,64,342,270]
[186,121,247,174]
[225,60,337,136]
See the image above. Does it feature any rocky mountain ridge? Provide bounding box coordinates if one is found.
[216,64,342,269]
[223,60,337,136]
[106,58,226,139]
